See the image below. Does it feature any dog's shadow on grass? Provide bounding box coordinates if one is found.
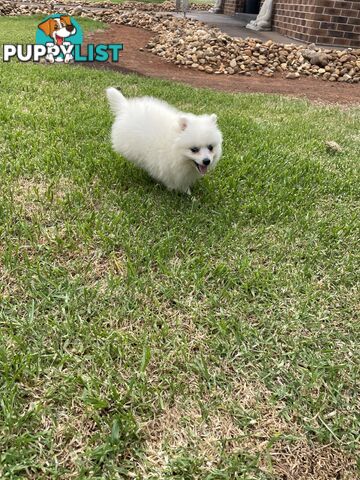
[99,155,246,254]
[98,147,323,257]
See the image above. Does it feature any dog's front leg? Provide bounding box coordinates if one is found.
[45,53,55,63]
[62,43,74,64]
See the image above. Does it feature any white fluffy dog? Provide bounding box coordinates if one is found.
[106,88,223,193]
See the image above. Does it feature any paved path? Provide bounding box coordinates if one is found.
[173,12,304,44]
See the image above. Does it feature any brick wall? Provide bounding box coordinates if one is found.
[224,0,360,47]
[272,0,317,42]
[224,0,245,16]
[273,0,360,47]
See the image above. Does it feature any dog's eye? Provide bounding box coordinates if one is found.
[208,145,213,151]
[190,147,199,153]
[54,24,59,30]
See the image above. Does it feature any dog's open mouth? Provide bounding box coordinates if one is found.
[55,34,64,46]
[193,161,208,176]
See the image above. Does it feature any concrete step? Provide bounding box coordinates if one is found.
[234,12,257,26]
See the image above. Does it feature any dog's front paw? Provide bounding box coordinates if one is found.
[45,54,54,63]
[64,54,74,64]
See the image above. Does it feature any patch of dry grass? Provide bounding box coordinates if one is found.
[52,247,127,291]
[139,377,359,478]
[11,176,75,220]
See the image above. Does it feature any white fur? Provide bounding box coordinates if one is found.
[106,88,223,193]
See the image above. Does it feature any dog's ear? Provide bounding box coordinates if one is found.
[210,114,217,124]
[60,15,72,26]
[38,18,56,36]
[179,116,188,131]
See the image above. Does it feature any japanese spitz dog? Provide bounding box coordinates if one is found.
[106,88,223,193]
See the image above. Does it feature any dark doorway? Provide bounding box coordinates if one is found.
[244,0,261,14]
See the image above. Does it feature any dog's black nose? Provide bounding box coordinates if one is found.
[66,25,74,32]
[203,158,211,166]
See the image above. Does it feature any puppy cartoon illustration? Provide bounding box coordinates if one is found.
[38,15,76,63]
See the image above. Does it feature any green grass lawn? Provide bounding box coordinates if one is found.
[1,15,359,480]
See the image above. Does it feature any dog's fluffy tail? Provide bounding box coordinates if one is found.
[106,87,127,115]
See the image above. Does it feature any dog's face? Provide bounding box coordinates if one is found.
[176,114,223,176]
[38,16,76,45]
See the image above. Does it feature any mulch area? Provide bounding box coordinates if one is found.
[84,24,360,105]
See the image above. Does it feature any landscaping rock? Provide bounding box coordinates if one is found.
[325,141,343,152]
[310,53,329,67]
[286,72,300,79]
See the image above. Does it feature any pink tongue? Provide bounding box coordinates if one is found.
[56,34,63,45]
[198,164,208,175]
